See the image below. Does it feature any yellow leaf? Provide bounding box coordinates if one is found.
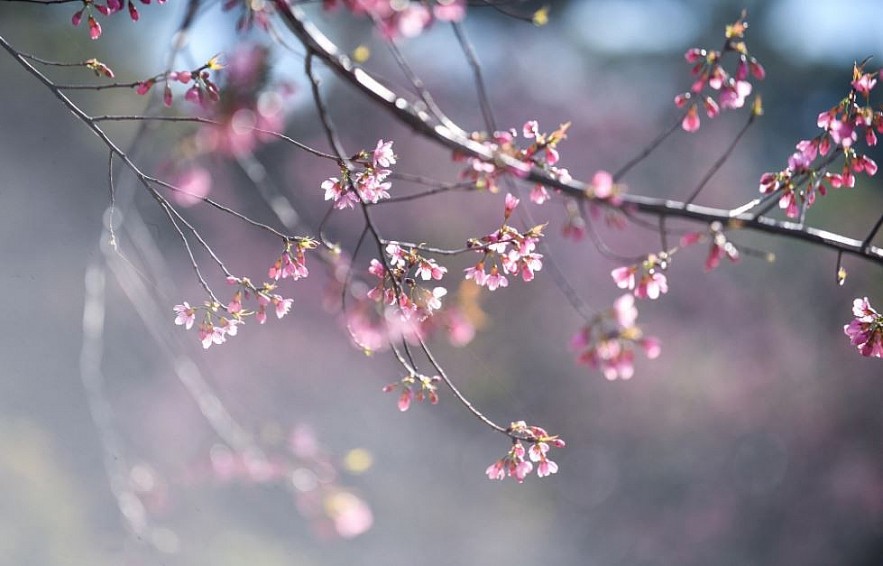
[751,95,764,117]
[207,55,224,71]
[533,6,549,26]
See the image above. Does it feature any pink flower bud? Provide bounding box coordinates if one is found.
[749,59,766,80]
[682,104,700,133]
[163,84,173,107]
[88,16,102,40]
[684,48,704,63]
[135,80,153,95]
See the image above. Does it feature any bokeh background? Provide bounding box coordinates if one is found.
[1,1,882,565]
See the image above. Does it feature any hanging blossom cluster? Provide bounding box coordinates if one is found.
[197,44,292,156]
[222,0,276,31]
[486,422,565,483]
[173,238,317,349]
[844,297,883,358]
[135,56,223,109]
[165,45,293,207]
[675,11,765,132]
[208,426,373,539]
[571,294,661,380]
[366,246,448,321]
[456,120,572,204]
[758,64,880,219]
[611,252,670,300]
[71,0,165,39]
[464,194,545,290]
[345,251,446,351]
[323,140,396,209]
[382,373,440,412]
[558,170,628,242]
[679,222,741,272]
[322,0,466,40]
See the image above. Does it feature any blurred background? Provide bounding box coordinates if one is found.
[0,1,882,565]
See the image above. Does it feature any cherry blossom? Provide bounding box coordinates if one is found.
[572,294,661,380]
[382,374,440,412]
[372,139,396,168]
[611,254,669,300]
[173,302,196,329]
[675,13,764,132]
[323,0,466,40]
[486,422,564,483]
[844,297,883,358]
[456,121,570,199]
[758,63,882,219]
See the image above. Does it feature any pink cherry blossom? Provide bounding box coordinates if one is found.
[385,244,408,268]
[322,177,359,209]
[612,293,638,327]
[272,295,293,319]
[530,184,550,204]
[503,193,519,218]
[464,262,489,286]
[415,258,447,281]
[591,170,614,199]
[829,119,857,148]
[485,460,506,480]
[718,79,752,109]
[611,266,636,290]
[852,72,877,97]
[372,139,396,168]
[844,297,883,357]
[173,302,196,329]
[522,120,539,139]
[485,265,508,291]
[634,272,668,300]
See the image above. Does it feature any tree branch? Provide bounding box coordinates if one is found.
[272,2,883,266]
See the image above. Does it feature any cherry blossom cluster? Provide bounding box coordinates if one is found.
[571,294,661,380]
[71,0,165,39]
[486,422,565,483]
[382,373,440,412]
[680,222,741,272]
[464,194,545,291]
[322,0,466,40]
[844,297,883,358]
[366,249,447,321]
[209,426,373,538]
[558,173,627,243]
[675,12,764,132]
[758,65,880,219]
[344,280,480,353]
[173,238,316,348]
[611,252,670,300]
[222,0,276,31]
[323,141,396,209]
[268,238,315,282]
[135,56,223,109]
[197,44,292,156]
[456,121,572,204]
